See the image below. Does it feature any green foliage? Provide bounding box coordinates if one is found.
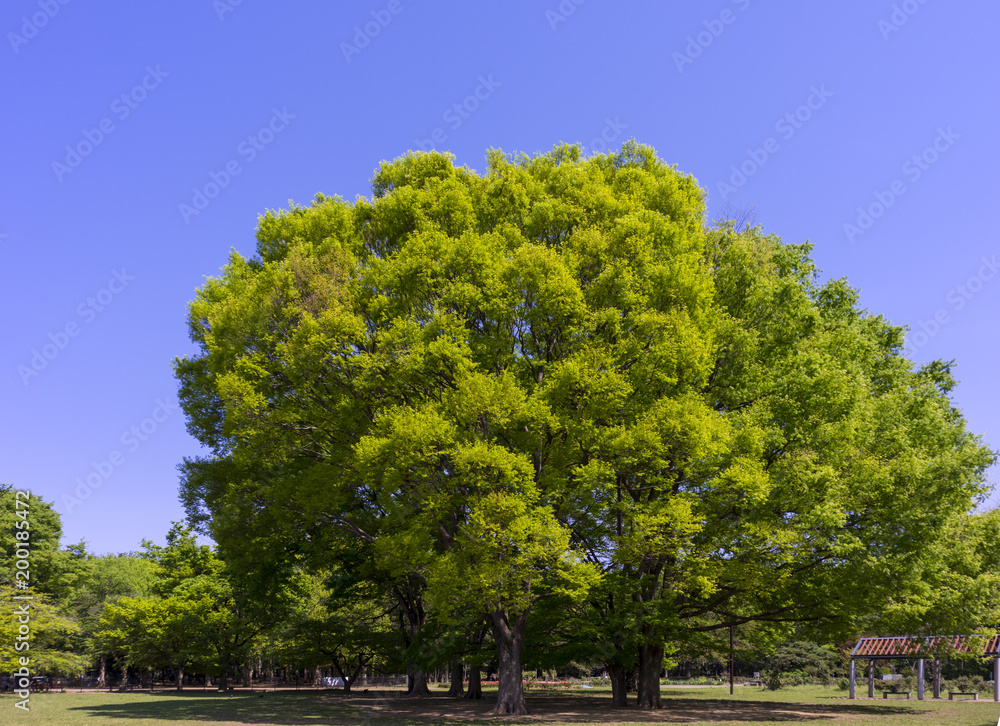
[95,522,303,687]
[71,554,158,629]
[0,586,87,675]
[764,669,783,690]
[768,641,841,682]
[173,142,714,695]
[171,142,996,709]
[672,225,995,647]
[140,522,218,596]
[875,508,1000,635]
[97,592,213,677]
[269,572,404,687]
[0,485,89,601]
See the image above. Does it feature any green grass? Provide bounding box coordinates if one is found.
[3,684,999,725]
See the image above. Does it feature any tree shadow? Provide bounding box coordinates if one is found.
[67,690,374,725]
[65,690,931,724]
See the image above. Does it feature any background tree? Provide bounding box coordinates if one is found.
[69,553,158,685]
[275,573,403,692]
[0,485,89,601]
[97,592,212,690]
[0,586,86,675]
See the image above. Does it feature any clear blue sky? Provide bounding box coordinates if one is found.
[3,1,998,554]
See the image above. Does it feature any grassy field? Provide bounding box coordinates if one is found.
[3,684,1000,725]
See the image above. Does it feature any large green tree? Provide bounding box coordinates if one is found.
[175,142,710,713]
[174,143,993,714]
[580,222,995,707]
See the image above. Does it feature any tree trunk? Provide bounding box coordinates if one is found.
[176,664,185,692]
[400,591,431,697]
[98,654,107,688]
[466,664,483,700]
[117,665,129,692]
[489,608,528,716]
[447,657,465,697]
[636,643,663,709]
[407,670,431,696]
[608,661,628,707]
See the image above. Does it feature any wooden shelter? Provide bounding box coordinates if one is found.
[849,635,1000,701]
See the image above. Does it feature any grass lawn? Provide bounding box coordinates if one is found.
[4,684,999,725]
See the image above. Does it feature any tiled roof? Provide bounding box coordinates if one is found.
[852,635,1000,658]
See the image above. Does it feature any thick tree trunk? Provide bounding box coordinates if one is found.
[98,655,107,688]
[176,664,185,692]
[117,665,129,692]
[398,584,431,697]
[608,661,629,707]
[407,670,432,696]
[489,608,528,716]
[636,643,663,709]
[465,664,483,700]
[447,658,465,697]
[217,670,229,692]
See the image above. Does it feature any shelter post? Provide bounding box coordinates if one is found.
[867,659,874,698]
[729,625,734,696]
[849,659,856,699]
[994,656,999,702]
[916,658,924,700]
[933,658,940,699]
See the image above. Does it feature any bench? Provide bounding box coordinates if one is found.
[882,690,910,699]
[948,691,978,700]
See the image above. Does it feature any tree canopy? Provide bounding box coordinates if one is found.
[174,142,994,714]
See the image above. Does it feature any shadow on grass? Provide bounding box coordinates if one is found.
[64,690,929,724]
[67,690,380,725]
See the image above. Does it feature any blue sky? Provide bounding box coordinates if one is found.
[2,1,998,554]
